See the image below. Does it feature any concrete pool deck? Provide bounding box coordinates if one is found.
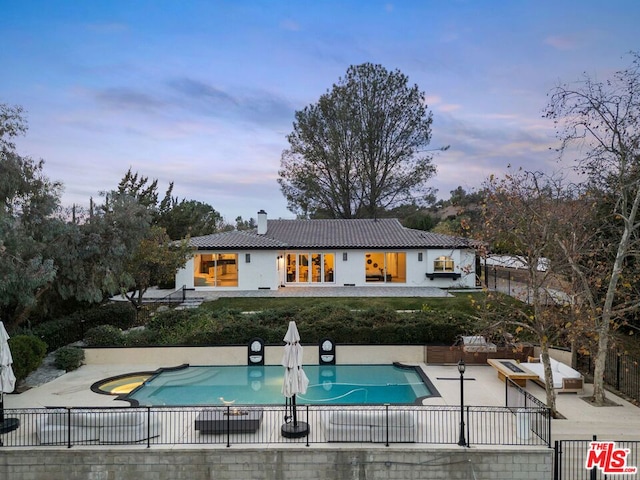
[6,361,639,443]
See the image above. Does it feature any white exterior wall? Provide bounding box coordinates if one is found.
[175,250,280,291]
[175,256,195,289]
[423,248,476,288]
[175,248,476,290]
[241,250,279,290]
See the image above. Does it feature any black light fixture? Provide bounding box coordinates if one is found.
[457,360,467,447]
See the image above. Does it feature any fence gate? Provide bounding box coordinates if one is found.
[555,437,639,480]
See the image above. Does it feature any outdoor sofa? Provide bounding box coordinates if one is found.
[322,410,416,443]
[520,356,584,394]
[37,409,162,444]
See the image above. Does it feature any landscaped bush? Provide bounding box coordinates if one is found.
[121,327,161,346]
[71,295,488,348]
[9,334,48,381]
[84,325,125,347]
[54,346,85,371]
[30,302,138,352]
[120,301,472,347]
[31,317,78,352]
[82,302,138,330]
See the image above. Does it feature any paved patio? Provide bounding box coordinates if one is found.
[142,285,457,300]
[9,286,639,444]
[6,361,639,443]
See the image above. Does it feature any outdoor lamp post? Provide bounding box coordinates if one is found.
[457,360,467,447]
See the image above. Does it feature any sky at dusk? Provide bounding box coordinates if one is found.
[2,1,639,222]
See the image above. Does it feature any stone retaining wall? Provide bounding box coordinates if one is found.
[0,447,552,480]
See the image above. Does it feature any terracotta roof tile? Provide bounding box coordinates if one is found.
[189,218,473,250]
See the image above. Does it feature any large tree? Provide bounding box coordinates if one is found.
[279,63,440,218]
[158,199,225,240]
[482,169,583,417]
[120,225,192,308]
[103,172,193,307]
[0,104,61,328]
[546,52,640,405]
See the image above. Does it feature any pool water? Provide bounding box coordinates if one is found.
[125,364,437,406]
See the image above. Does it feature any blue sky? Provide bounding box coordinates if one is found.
[2,1,638,221]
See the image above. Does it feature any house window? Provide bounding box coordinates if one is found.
[418,252,423,262]
[245,253,251,263]
[286,252,335,284]
[434,256,454,272]
[193,253,238,287]
[343,252,348,261]
[365,252,406,283]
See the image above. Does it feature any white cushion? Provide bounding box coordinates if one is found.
[463,336,487,345]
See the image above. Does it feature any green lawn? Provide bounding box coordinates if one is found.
[202,292,486,314]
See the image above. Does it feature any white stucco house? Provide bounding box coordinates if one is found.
[175,210,479,291]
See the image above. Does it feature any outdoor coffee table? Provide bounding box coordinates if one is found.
[195,409,263,434]
[487,359,539,387]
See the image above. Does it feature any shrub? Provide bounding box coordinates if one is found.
[30,302,138,352]
[84,325,125,347]
[82,302,138,330]
[8,335,48,381]
[32,317,78,352]
[54,346,85,371]
[69,299,479,347]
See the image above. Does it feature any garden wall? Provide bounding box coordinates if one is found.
[83,345,427,366]
[0,447,552,480]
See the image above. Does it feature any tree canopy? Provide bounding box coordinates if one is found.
[279,63,441,219]
[545,51,640,405]
[0,105,61,326]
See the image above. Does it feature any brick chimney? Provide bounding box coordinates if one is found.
[257,210,267,235]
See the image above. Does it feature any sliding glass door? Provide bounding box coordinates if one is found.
[286,252,334,283]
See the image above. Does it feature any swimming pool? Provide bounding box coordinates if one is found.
[121,364,439,406]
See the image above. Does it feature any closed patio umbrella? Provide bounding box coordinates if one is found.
[281,321,310,438]
[0,321,18,438]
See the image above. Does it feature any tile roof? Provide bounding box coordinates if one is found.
[189,230,287,249]
[189,218,474,250]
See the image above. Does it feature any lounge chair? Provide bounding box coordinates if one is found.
[520,356,584,393]
[37,409,162,444]
[322,409,416,443]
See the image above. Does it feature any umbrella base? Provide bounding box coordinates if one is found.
[281,421,309,438]
[0,418,20,446]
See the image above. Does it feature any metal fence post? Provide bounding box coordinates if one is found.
[385,404,390,447]
[146,407,151,448]
[616,354,621,391]
[67,408,72,449]
[305,405,310,447]
[465,406,470,447]
[226,406,231,447]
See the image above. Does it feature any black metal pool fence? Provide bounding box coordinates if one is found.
[0,404,550,448]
